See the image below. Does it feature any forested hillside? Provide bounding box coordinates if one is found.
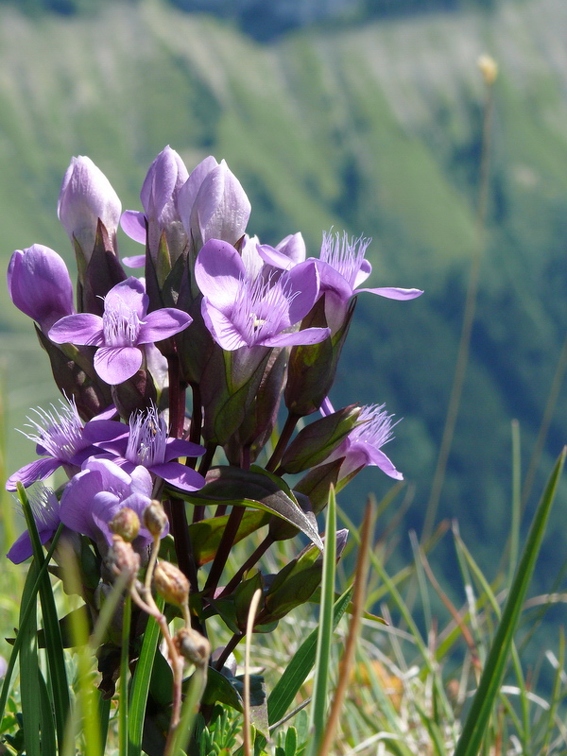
[1,0,567,590]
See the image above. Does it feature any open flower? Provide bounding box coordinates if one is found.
[59,457,159,549]
[326,403,403,481]
[48,277,192,385]
[195,239,330,350]
[85,403,206,492]
[7,484,62,564]
[6,398,116,491]
[7,244,75,333]
[260,230,423,333]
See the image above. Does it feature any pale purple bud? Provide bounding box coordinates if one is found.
[140,146,189,262]
[7,244,74,333]
[58,156,122,261]
[187,160,251,251]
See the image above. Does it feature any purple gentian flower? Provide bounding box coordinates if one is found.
[85,403,206,492]
[178,158,251,251]
[59,457,159,548]
[260,230,423,333]
[7,244,74,333]
[6,398,116,491]
[121,145,189,266]
[7,484,61,564]
[195,239,330,350]
[325,403,403,481]
[58,156,122,260]
[48,277,192,385]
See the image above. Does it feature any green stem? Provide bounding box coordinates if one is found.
[266,412,300,473]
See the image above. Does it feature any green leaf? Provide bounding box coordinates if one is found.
[18,484,70,752]
[307,486,337,756]
[128,595,165,756]
[189,510,269,565]
[178,467,323,550]
[20,562,41,756]
[267,585,353,728]
[453,446,565,756]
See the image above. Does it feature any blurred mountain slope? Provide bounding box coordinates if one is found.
[1,0,567,574]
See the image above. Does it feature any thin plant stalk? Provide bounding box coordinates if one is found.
[243,587,263,756]
[423,59,496,540]
[317,498,375,756]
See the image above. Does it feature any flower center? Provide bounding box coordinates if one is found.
[23,398,85,463]
[126,405,168,467]
[102,296,143,347]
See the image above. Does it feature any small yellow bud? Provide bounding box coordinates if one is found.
[109,507,140,542]
[478,54,498,85]
[153,560,190,607]
[143,499,169,537]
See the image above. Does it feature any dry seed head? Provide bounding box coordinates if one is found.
[109,507,140,542]
[175,626,211,666]
[107,534,141,579]
[153,560,190,607]
[143,499,169,537]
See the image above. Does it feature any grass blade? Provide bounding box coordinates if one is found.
[18,483,70,751]
[129,595,165,756]
[307,485,337,756]
[19,562,41,756]
[453,446,565,756]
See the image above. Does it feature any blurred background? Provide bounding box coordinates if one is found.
[1,0,566,639]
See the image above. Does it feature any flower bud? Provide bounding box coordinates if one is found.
[143,499,169,537]
[7,245,74,333]
[109,507,140,542]
[58,156,122,265]
[140,145,189,265]
[174,626,211,666]
[153,560,190,607]
[185,159,251,253]
[106,534,141,580]
[478,54,498,86]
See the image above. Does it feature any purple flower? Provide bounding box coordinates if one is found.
[7,244,74,333]
[86,403,206,492]
[59,457,159,548]
[5,398,116,491]
[58,156,122,260]
[121,146,189,266]
[326,403,403,481]
[177,158,251,251]
[260,230,423,333]
[317,231,423,332]
[195,239,330,350]
[7,484,62,564]
[48,277,192,385]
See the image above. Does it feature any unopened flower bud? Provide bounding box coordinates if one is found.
[174,626,211,666]
[109,507,140,542]
[106,534,141,580]
[153,560,190,607]
[478,54,498,85]
[58,156,122,263]
[143,499,169,537]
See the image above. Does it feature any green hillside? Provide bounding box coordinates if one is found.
[1,0,567,588]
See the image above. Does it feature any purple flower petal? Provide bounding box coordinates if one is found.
[164,438,206,462]
[6,457,61,491]
[149,461,205,492]
[94,345,143,385]
[195,239,244,308]
[122,254,146,268]
[285,261,320,325]
[120,210,147,244]
[7,526,53,564]
[49,313,104,346]
[262,326,330,348]
[355,286,424,300]
[137,308,192,344]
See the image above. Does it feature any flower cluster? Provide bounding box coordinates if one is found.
[6,146,422,720]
